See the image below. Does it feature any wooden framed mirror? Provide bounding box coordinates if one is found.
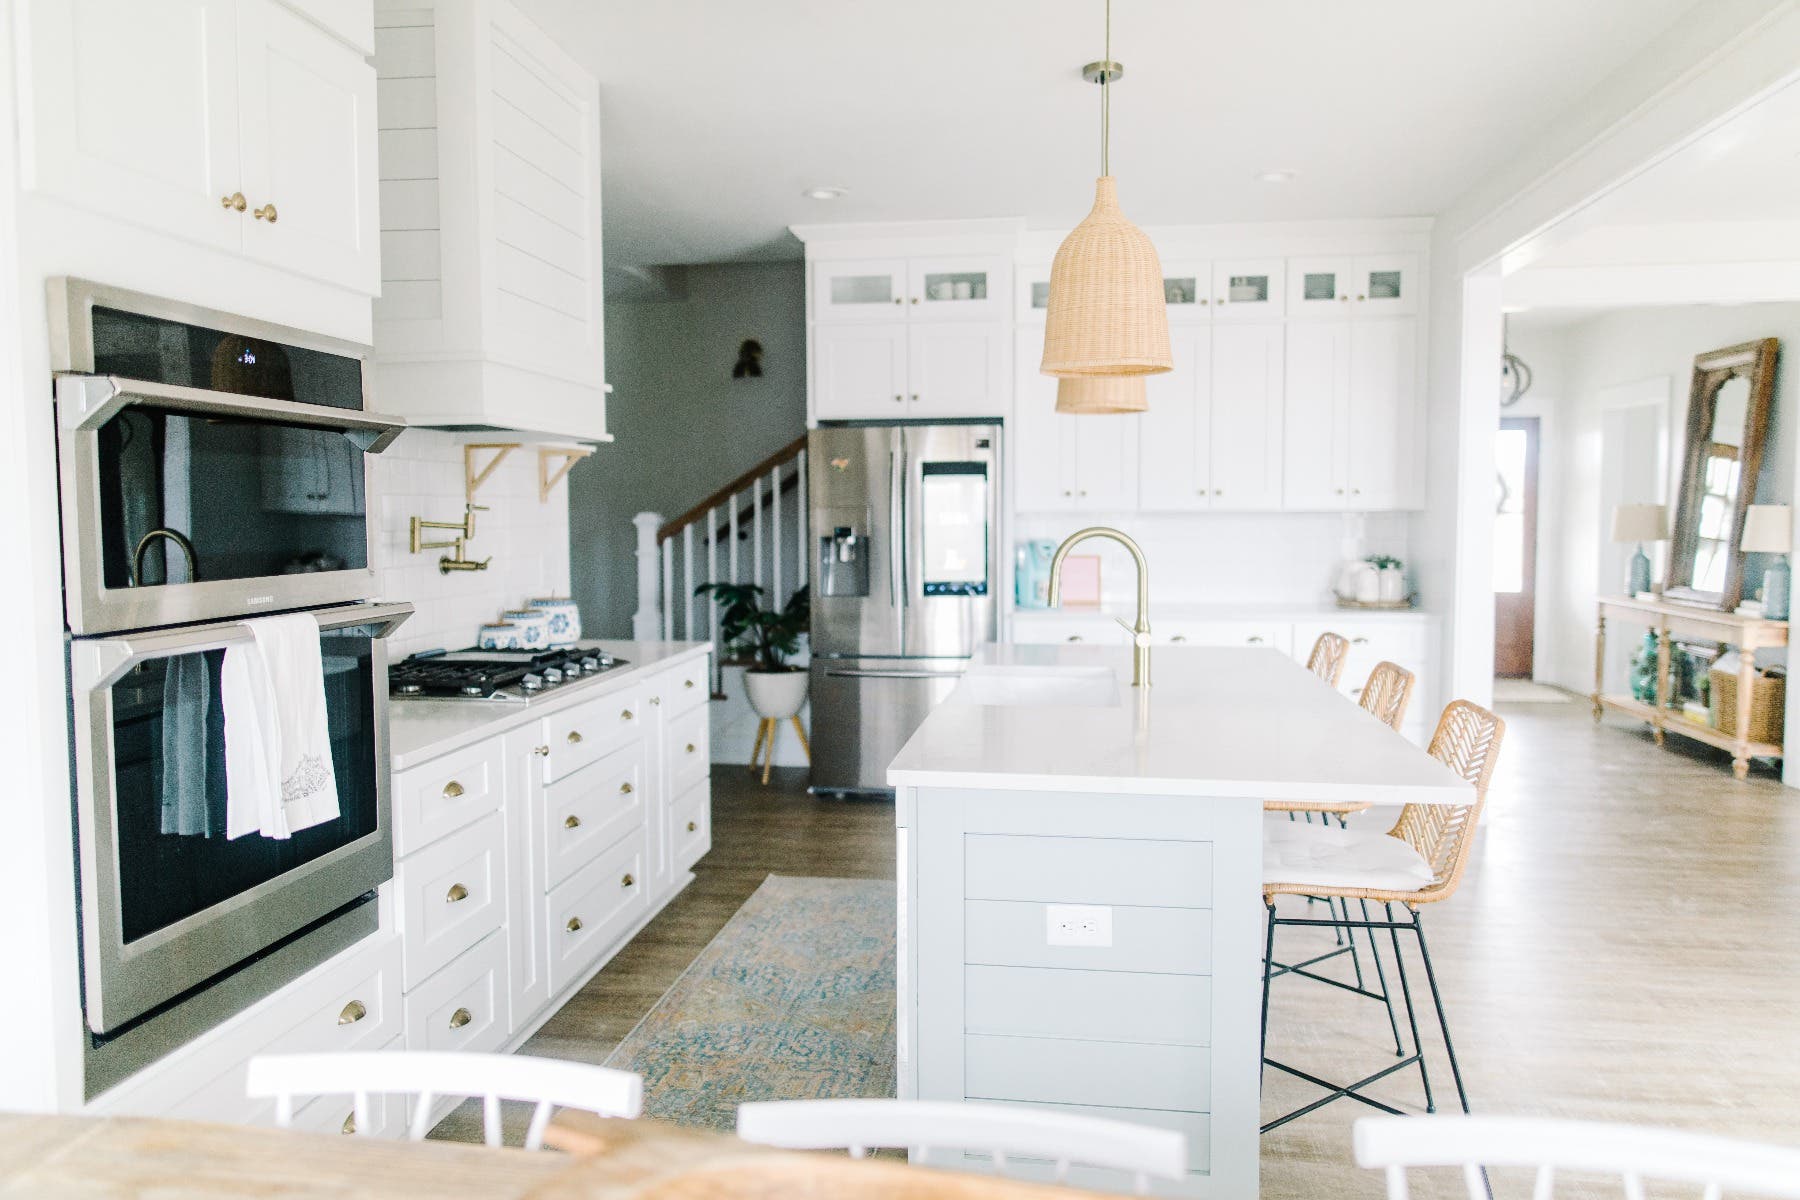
[1664,338,1780,609]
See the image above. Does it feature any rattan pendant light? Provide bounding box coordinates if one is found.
[1042,0,1171,412]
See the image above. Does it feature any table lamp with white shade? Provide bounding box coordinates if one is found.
[1741,504,1792,620]
[1611,503,1667,596]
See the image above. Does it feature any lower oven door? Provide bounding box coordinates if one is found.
[68,601,411,1034]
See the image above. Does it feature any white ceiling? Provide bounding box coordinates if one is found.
[517,0,1705,268]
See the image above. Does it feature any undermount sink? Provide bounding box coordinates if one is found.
[959,665,1121,708]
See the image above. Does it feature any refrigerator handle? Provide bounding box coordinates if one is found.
[890,443,907,657]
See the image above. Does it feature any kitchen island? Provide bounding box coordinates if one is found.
[887,643,1471,1198]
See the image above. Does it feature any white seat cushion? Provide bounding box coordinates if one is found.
[1264,821,1434,892]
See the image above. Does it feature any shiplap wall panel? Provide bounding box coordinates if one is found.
[373,7,442,329]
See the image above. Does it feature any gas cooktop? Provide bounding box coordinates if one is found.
[389,646,628,702]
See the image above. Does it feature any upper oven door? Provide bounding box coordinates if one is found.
[54,373,406,635]
[69,601,411,1035]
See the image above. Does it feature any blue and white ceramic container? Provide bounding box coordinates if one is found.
[478,622,519,650]
[529,596,581,645]
[502,609,551,649]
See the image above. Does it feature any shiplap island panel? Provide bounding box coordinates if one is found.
[889,644,1470,1197]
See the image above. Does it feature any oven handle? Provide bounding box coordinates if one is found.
[70,601,415,691]
[54,373,408,454]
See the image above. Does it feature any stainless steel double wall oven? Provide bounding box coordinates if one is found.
[50,280,412,1094]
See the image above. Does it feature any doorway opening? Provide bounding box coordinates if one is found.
[1494,417,1540,678]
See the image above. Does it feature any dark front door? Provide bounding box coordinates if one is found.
[1495,417,1540,678]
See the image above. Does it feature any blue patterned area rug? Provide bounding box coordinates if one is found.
[604,874,897,1130]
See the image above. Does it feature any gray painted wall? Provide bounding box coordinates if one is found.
[569,261,808,638]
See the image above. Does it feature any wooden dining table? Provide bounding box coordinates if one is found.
[0,1111,1125,1199]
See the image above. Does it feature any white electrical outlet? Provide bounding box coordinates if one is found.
[1045,903,1113,947]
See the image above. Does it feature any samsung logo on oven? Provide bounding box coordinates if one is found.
[248,595,274,605]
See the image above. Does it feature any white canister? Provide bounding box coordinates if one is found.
[1378,566,1406,603]
[529,597,581,645]
[501,609,551,649]
[478,622,518,650]
[1352,564,1382,604]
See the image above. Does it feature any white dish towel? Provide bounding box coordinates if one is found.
[222,613,341,840]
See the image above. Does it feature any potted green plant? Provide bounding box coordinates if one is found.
[693,582,811,719]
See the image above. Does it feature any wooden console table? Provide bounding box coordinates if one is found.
[1593,594,1787,779]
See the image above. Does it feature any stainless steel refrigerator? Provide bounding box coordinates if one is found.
[808,422,1002,793]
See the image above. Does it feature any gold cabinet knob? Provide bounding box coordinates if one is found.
[649,696,661,705]
[893,395,903,403]
[564,814,581,829]
[910,394,919,402]
[253,202,278,222]
[448,1007,472,1029]
[341,1112,356,1136]
[566,730,583,744]
[442,780,464,799]
[1339,294,1351,302]
[892,297,902,304]
[685,743,696,754]
[619,781,633,795]
[910,297,919,304]
[684,679,696,689]
[686,820,698,833]
[1357,293,1366,301]
[621,873,635,888]
[337,1000,367,1026]
[621,709,634,721]
[446,883,468,903]
[533,744,550,756]
[566,916,583,933]
[1066,635,1083,643]
[220,191,246,211]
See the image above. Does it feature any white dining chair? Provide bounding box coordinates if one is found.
[1355,1114,1800,1199]
[736,1099,1187,1194]
[246,1051,643,1149]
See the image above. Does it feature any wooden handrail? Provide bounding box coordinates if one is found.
[658,433,807,543]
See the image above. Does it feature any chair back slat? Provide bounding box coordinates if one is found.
[1306,632,1351,688]
[1385,700,1504,902]
[1358,661,1416,731]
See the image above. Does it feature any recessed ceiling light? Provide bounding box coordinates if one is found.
[802,186,848,201]
[1255,169,1297,184]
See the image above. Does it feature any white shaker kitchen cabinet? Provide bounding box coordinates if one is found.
[372,0,608,441]
[1012,329,1133,513]
[1283,321,1352,509]
[812,324,909,420]
[500,724,552,1029]
[1208,322,1286,511]
[1345,318,1421,508]
[1287,257,1356,318]
[906,256,1010,322]
[1350,253,1421,317]
[1068,412,1136,510]
[19,0,242,253]
[1160,261,1212,324]
[811,259,908,322]
[906,323,1010,420]
[1210,259,1285,321]
[1136,328,1210,511]
[236,0,380,295]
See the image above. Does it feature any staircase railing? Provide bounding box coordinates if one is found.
[633,435,809,684]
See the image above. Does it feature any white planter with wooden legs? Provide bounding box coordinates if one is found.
[745,670,810,785]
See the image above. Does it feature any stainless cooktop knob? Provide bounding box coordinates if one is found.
[542,667,564,685]
[520,673,544,692]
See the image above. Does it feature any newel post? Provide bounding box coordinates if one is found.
[632,512,663,640]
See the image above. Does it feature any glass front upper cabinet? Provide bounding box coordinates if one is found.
[1210,259,1285,320]
[906,256,1009,321]
[1287,254,1420,318]
[1017,267,1052,324]
[1351,253,1419,316]
[1287,257,1355,316]
[811,258,908,321]
[1160,261,1211,322]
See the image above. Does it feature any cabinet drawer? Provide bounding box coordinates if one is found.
[547,830,647,993]
[394,740,504,857]
[965,834,1213,908]
[965,1034,1211,1112]
[1158,620,1289,655]
[672,780,711,873]
[543,741,645,891]
[289,1038,404,1138]
[663,657,710,716]
[668,705,710,792]
[264,947,403,1057]
[1008,616,1128,646]
[404,931,509,1053]
[397,814,504,990]
[543,686,647,782]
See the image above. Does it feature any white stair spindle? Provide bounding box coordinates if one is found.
[631,512,662,640]
[752,474,763,590]
[771,464,784,610]
[661,536,673,641]
[798,447,809,592]
[683,525,695,640]
[729,493,739,584]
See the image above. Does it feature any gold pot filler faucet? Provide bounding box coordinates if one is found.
[411,503,491,574]
[1047,525,1152,687]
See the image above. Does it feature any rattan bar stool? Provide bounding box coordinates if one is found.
[1259,699,1506,1134]
[1305,631,1351,687]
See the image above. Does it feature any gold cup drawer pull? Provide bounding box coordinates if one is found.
[566,916,584,933]
[336,999,367,1026]
[564,814,581,829]
[684,679,696,690]
[442,780,465,799]
[253,202,278,222]
[649,696,662,706]
[620,709,635,721]
[566,730,583,744]
[686,820,698,833]
[446,883,469,904]
[341,1113,356,1136]
[621,873,635,888]
[448,1007,473,1030]
[220,191,246,211]
[619,781,633,795]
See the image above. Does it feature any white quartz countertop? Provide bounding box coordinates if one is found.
[887,643,1470,802]
[1009,601,1435,622]
[388,640,710,771]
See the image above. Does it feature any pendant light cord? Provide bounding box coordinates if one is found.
[1100,0,1111,176]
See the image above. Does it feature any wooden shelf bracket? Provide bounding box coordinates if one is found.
[463,442,519,504]
[538,446,594,501]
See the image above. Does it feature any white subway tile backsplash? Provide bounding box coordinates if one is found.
[368,428,572,658]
